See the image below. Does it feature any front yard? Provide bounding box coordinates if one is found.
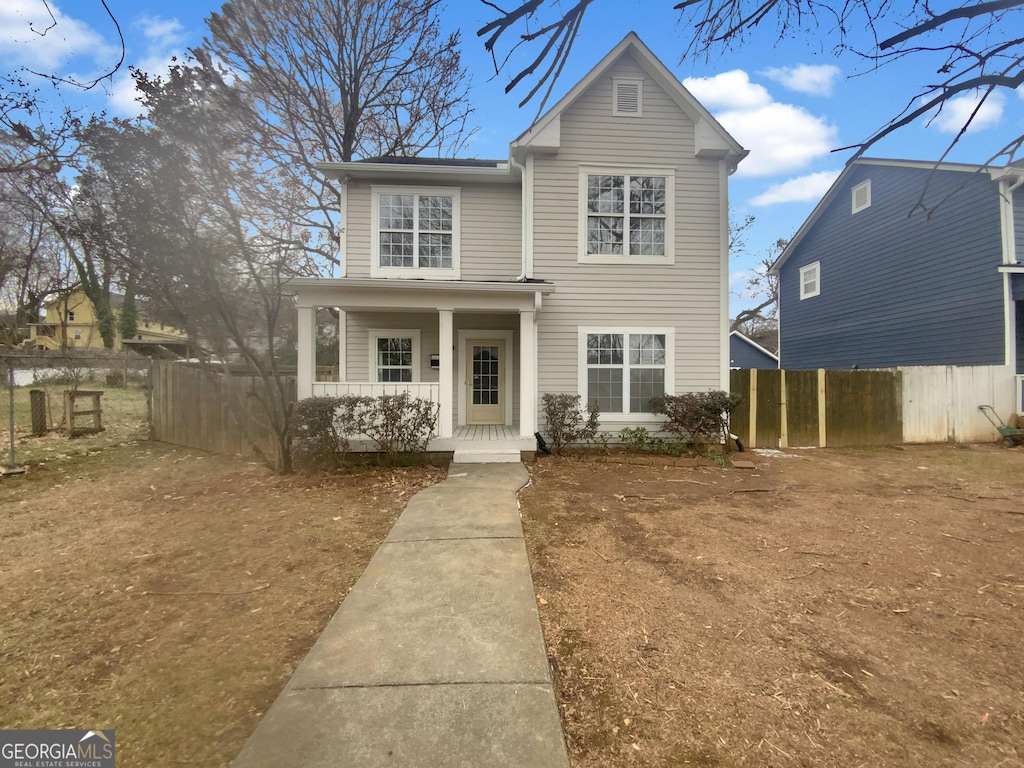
[3,440,1021,767]
[520,444,1024,767]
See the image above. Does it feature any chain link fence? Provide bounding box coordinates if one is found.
[2,352,153,470]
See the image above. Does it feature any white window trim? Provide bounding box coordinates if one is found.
[577,327,675,423]
[851,179,871,214]
[370,186,461,279]
[612,77,643,117]
[368,329,422,382]
[578,166,675,265]
[799,262,821,300]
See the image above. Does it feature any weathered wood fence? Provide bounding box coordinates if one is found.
[150,362,296,461]
[730,368,903,448]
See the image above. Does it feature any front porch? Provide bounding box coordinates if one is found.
[292,277,553,461]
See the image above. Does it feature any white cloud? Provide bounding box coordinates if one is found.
[761,64,841,97]
[0,0,119,72]
[750,170,841,206]
[684,71,839,177]
[136,15,185,47]
[928,90,1006,133]
[107,16,188,117]
[684,69,771,110]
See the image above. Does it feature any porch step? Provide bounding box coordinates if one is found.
[452,448,523,464]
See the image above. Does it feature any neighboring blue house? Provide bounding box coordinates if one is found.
[771,158,1024,387]
[729,330,779,369]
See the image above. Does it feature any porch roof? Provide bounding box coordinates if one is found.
[289,276,554,312]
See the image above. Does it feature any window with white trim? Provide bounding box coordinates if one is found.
[799,262,820,300]
[851,179,871,213]
[369,329,421,382]
[371,187,460,278]
[613,78,643,117]
[66,310,75,322]
[580,169,674,264]
[580,329,673,416]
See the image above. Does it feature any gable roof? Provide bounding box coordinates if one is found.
[769,157,1024,275]
[510,32,746,171]
[729,330,779,362]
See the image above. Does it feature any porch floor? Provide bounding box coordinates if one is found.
[451,424,521,441]
[429,424,535,462]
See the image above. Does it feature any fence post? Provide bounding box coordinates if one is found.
[818,368,827,448]
[779,369,788,448]
[748,368,758,449]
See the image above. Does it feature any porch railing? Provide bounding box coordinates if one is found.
[310,381,440,404]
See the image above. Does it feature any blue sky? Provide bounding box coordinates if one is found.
[3,0,1023,315]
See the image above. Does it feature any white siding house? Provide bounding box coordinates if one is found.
[291,33,747,461]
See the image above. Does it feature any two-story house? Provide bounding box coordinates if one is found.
[770,157,1024,411]
[291,33,747,460]
[30,288,190,355]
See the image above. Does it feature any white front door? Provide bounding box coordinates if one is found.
[466,339,505,425]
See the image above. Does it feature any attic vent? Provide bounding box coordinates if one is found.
[851,179,871,213]
[613,78,642,117]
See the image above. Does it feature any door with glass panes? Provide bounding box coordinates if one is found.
[465,339,504,425]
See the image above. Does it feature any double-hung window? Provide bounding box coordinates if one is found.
[580,328,674,418]
[369,329,421,382]
[579,168,674,264]
[372,187,460,278]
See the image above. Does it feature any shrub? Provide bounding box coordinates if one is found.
[541,393,600,454]
[291,396,348,471]
[619,426,649,454]
[650,391,743,450]
[360,392,439,454]
[291,392,439,471]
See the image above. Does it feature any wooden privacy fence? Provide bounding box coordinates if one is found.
[730,369,903,448]
[151,362,296,461]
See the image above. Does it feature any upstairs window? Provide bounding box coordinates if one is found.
[66,310,75,322]
[579,168,674,264]
[800,262,820,300]
[613,78,643,117]
[852,179,871,213]
[371,187,460,278]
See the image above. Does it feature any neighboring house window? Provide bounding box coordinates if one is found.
[579,328,674,417]
[73,329,82,341]
[579,168,674,264]
[371,187,460,278]
[852,180,871,213]
[613,78,642,117]
[369,329,421,382]
[800,262,821,299]
[66,310,75,322]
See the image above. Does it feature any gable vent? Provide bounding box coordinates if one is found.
[851,179,871,213]
[613,78,642,117]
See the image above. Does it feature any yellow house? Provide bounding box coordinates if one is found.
[30,288,190,355]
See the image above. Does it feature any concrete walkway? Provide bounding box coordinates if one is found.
[232,463,570,768]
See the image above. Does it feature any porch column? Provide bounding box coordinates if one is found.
[296,304,315,399]
[438,308,454,438]
[337,309,347,382]
[519,308,536,435]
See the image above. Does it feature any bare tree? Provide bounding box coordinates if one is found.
[78,65,301,472]
[731,238,786,333]
[199,0,473,270]
[478,0,1024,164]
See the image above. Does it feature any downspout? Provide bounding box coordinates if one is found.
[510,152,528,281]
